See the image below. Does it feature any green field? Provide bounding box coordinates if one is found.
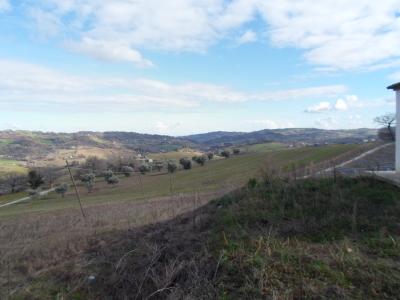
[0,159,27,176]
[232,142,287,153]
[0,144,364,218]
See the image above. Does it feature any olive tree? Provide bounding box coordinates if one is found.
[81,173,96,193]
[106,175,119,186]
[139,165,150,175]
[179,158,192,170]
[55,183,69,198]
[121,166,134,177]
[167,162,177,173]
[194,155,207,166]
[220,150,230,158]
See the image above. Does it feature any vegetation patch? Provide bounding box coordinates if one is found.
[8,176,400,299]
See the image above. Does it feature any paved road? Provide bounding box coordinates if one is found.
[0,188,55,209]
[302,143,394,178]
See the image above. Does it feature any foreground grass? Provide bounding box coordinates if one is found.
[210,176,400,299]
[9,175,400,299]
[0,144,366,218]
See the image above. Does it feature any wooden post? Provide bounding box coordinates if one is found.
[66,160,86,219]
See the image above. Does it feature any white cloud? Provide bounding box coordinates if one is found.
[0,59,347,112]
[237,30,257,45]
[246,119,295,129]
[8,1,400,70]
[305,101,332,113]
[0,0,10,12]
[334,99,348,111]
[67,38,154,67]
[334,95,362,111]
[25,0,258,66]
[305,95,362,113]
[258,0,400,70]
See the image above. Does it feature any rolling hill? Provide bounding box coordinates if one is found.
[0,128,378,162]
[184,128,378,148]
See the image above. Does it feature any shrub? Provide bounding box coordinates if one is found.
[106,175,119,185]
[139,165,150,175]
[179,158,192,170]
[194,155,207,166]
[247,178,258,189]
[27,170,44,189]
[103,169,114,180]
[233,148,241,155]
[121,166,134,177]
[55,183,69,198]
[167,162,177,173]
[80,173,96,193]
[153,161,164,172]
[220,150,230,158]
[207,153,214,160]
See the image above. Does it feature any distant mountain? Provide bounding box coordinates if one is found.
[184,128,378,148]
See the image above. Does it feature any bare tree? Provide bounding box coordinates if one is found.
[2,173,26,194]
[40,167,62,188]
[374,113,396,141]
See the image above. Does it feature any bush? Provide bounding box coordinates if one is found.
[220,150,230,158]
[80,173,96,193]
[139,165,150,175]
[55,183,69,198]
[81,173,96,183]
[106,175,119,185]
[233,148,241,155]
[103,170,114,180]
[167,162,177,173]
[121,166,134,177]
[207,153,214,160]
[27,170,44,189]
[247,178,258,189]
[153,161,164,172]
[179,158,192,170]
[194,155,207,166]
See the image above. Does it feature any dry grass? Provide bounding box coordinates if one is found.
[0,189,229,299]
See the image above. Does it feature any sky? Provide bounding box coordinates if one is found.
[0,0,399,136]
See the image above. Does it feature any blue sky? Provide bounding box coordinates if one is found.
[0,0,399,135]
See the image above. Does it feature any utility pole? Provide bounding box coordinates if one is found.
[66,160,86,219]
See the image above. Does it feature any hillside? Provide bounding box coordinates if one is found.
[6,176,400,299]
[185,128,378,148]
[0,128,378,162]
[0,130,195,161]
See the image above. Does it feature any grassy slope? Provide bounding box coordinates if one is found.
[0,159,27,176]
[15,177,400,299]
[231,142,286,153]
[209,177,400,299]
[0,144,362,218]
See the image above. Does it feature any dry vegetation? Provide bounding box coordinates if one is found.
[3,175,399,299]
[0,190,229,299]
